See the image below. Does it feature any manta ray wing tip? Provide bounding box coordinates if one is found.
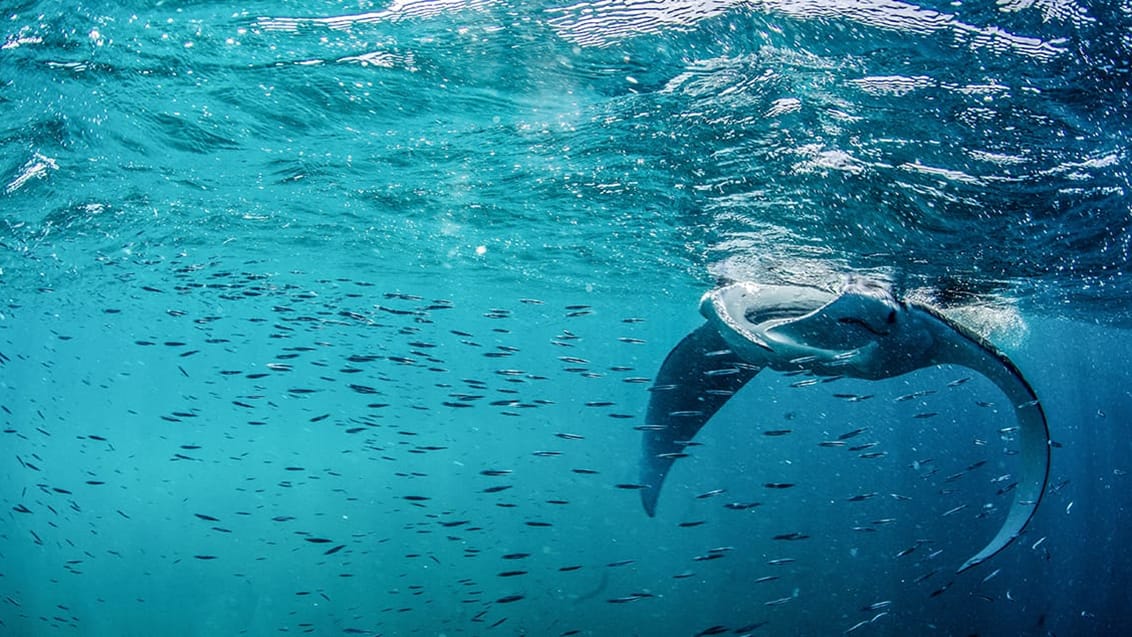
[640,489,658,517]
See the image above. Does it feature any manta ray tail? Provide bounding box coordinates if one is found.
[640,323,761,516]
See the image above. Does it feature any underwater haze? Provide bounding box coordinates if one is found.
[2,0,1131,635]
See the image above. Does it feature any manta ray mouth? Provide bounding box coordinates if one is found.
[744,305,816,325]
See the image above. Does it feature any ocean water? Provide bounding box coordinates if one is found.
[1,0,1130,635]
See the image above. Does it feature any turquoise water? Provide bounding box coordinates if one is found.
[2,1,1130,635]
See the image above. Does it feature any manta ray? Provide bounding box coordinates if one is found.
[640,279,1050,573]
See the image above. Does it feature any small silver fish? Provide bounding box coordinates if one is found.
[942,504,967,517]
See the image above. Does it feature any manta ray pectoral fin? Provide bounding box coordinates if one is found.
[915,304,1051,573]
[640,323,761,516]
[956,391,1048,572]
